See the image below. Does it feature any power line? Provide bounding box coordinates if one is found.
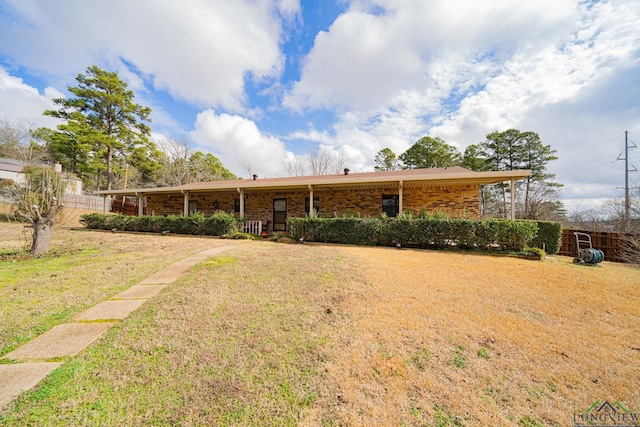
[553,134,625,178]
[556,158,618,180]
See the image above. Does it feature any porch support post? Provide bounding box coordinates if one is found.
[182,190,189,216]
[136,193,144,216]
[308,185,314,217]
[398,180,404,214]
[237,188,245,218]
[102,195,107,215]
[510,178,515,220]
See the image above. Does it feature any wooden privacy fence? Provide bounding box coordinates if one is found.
[111,198,146,216]
[559,229,635,263]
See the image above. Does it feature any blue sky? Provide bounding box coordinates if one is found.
[0,0,639,212]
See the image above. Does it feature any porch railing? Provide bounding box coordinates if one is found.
[241,220,262,235]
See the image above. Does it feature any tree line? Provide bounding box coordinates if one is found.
[374,132,564,221]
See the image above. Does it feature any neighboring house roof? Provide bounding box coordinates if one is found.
[94,167,532,196]
[0,157,26,173]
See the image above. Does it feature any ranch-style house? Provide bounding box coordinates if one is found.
[94,167,531,232]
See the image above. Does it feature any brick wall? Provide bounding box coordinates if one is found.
[145,183,481,230]
[403,184,480,218]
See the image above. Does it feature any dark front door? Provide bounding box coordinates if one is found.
[273,198,287,231]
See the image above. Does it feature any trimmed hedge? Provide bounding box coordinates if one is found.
[288,217,539,252]
[80,212,238,236]
[527,220,562,255]
[80,212,558,254]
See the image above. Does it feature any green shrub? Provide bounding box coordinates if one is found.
[527,220,562,255]
[80,213,238,237]
[79,213,107,229]
[523,247,545,261]
[495,220,538,251]
[222,230,258,240]
[288,216,537,252]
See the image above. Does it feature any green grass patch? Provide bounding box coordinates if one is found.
[452,345,467,368]
[0,226,229,357]
[408,348,431,371]
[477,347,490,359]
[1,243,353,426]
[518,415,544,427]
[433,404,464,426]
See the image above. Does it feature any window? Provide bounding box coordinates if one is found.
[382,194,399,217]
[305,196,320,216]
[234,198,240,213]
[188,200,198,214]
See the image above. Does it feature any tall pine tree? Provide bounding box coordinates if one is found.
[44,65,158,191]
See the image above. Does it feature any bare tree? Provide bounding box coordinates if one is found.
[155,137,192,186]
[0,118,50,163]
[620,234,640,268]
[2,166,66,255]
[620,234,640,266]
[154,136,236,186]
[515,182,565,221]
[285,156,308,177]
[287,147,347,176]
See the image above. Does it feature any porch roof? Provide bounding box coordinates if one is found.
[94,167,531,197]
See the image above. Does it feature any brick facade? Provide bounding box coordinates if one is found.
[145,183,480,231]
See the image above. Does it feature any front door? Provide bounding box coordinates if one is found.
[273,198,287,231]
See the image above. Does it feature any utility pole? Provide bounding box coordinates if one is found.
[625,131,630,233]
[618,131,637,233]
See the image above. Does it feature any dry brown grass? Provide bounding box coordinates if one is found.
[2,234,639,426]
[0,202,97,228]
[308,246,640,426]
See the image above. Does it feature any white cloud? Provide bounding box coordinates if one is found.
[284,0,577,112]
[191,110,295,177]
[1,0,639,213]
[0,0,298,111]
[282,0,640,209]
[0,66,63,127]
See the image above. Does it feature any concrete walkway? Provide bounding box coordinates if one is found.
[0,244,239,410]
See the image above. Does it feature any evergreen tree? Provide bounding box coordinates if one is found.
[399,136,461,169]
[462,144,493,217]
[374,148,399,171]
[480,129,562,219]
[44,65,158,191]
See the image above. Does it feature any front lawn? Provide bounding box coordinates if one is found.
[0,224,231,357]
[1,229,638,426]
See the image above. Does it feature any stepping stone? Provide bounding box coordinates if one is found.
[74,300,146,321]
[0,362,62,410]
[112,284,166,300]
[139,246,236,284]
[3,323,114,360]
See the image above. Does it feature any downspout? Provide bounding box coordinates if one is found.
[237,188,245,218]
[308,185,314,217]
[181,190,189,216]
[398,180,404,215]
[510,178,515,220]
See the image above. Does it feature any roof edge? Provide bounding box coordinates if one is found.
[93,169,532,197]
